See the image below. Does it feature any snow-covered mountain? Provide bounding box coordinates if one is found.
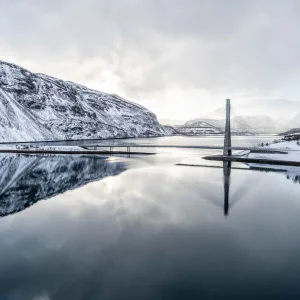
[176,119,224,135]
[0,61,171,142]
[0,154,126,217]
[177,115,286,135]
[232,115,286,134]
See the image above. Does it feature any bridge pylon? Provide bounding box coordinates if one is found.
[224,98,232,156]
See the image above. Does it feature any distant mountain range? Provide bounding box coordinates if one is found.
[0,61,173,142]
[176,116,288,135]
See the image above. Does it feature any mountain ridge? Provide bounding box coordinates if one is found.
[0,60,172,142]
[176,115,287,135]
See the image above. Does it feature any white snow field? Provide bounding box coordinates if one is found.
[245,141,300,163]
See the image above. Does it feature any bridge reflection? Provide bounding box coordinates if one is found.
[177,161,300,216]
[223,161,231,216]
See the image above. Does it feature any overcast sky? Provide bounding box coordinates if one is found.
[1,0,300,121]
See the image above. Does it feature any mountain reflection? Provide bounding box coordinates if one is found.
[0,154,126,217]
[224,162,300,215]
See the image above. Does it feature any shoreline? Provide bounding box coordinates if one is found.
[0,133,281,146]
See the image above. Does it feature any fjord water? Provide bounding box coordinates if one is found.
[0,136,299,300]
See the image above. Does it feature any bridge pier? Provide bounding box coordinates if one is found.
[224,98,232,156]
[223,99,232,215]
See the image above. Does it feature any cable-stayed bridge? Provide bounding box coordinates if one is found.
[0,98,298,162]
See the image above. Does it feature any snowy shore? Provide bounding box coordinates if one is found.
[0,145,83,151]
[244,140,300,163]
[241,140,300,180]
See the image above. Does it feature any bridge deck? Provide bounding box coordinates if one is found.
[203,155,300,167]
[0,149,153,155]
[83,144,291,153]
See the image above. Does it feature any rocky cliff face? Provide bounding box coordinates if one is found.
[0,154,126,217]
[0,61,170,142]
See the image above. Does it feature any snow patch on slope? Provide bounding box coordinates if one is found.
[241,140,300,182]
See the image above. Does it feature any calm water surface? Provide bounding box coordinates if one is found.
[0,136,299,300]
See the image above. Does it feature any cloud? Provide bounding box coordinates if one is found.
[1,0,300,120]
